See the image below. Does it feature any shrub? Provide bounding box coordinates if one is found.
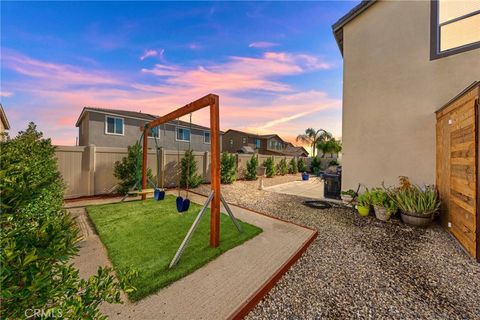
[221,152,237,184]
[297,158,307,172]
[264,157,276,178]
[180,149,203,188]
[114,142,153,194]
[310,156,321,174]
[245,154,258,181]
[329,159,339,166]
[288,158,298,174]
[0,123,136,319]
[277,158,288,176]
[384,182,440,215]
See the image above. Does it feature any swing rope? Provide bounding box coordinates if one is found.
[176,117,181,197]
[186,113,192,199]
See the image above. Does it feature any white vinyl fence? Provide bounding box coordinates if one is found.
[55,145,337,198]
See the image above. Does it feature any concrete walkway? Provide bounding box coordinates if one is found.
[263,177,325,199]
[68,192,316,319]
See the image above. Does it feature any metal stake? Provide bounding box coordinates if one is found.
[169,191,215,268]
[220,194,243,233]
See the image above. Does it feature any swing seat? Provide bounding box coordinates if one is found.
[154,188,166,201]
[176,196,190,212]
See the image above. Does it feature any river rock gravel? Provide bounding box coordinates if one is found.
[193,175,480,319]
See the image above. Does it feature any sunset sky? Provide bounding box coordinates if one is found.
[1,1,357,145]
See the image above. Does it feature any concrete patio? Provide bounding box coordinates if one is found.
[263,176,325,199]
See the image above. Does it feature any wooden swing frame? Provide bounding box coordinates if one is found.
[140,94,221,247]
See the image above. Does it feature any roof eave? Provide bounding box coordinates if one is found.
[331,0,377,55]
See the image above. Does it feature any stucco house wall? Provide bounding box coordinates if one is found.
[78,110,217,152]
[340,0,480,190]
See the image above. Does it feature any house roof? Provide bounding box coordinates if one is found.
[283,145,309,157]
[0,104,10,130]
[224,129,285,142]
[75,107,216,132]
[332,0,377,55]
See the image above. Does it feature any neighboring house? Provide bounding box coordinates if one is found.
[75,107,219,152]
[284,143,310,157]
[0,104,10,139]
[222,129,308,156]
[333,0,479,190]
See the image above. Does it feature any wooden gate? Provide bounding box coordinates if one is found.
[436,82,479,261]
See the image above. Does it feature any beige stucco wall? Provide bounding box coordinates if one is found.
[341,0,480,190]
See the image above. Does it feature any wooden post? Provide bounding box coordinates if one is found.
[140,94,221,247]
[210,95,220,247]
[141,128,149,200]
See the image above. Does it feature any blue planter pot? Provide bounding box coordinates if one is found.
[301,173,309,181]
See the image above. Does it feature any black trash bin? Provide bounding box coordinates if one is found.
[324,173,341,200]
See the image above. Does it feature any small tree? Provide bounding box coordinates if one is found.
[0,123,136,319]
[245,154,258,180]
[114,142,153,194]
[277,158,288,176]
[310,156,321,174]
[221,152,237,184]
[180,149,203,188]
[297,157,307,172]
[288,158,298,174]
[264,157,276,178]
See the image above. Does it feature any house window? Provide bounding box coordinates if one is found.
[242,137,247,144]
[255,139,261,149]
[105,116,124,135]
[148,126,159,138]
[204,131,211,144]
[229,139,233,146]
[431,0,480,59]
[176,127,190,141]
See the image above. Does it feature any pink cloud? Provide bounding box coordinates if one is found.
[2,50,122,87]
[0,91,14,97]
[4,50,339,145]
[248,41,279,48]
[139,49,164,61]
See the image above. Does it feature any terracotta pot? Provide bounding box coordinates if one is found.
[374,205,391,221]
[400,211,435,227]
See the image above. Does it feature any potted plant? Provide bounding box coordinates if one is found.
[370,188,397,221]
[301,172,309,181]
[356,191,371,217]
[385,181,440,227]
[341,189,358,205]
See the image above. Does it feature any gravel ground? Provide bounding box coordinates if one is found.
[193,176,480,319]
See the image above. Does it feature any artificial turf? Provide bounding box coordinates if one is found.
[86,195,262,301]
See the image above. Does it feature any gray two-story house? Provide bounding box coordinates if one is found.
[75,107,219,152]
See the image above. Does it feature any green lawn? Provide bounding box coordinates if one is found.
[86,195,262,301]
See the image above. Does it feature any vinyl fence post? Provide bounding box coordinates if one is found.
[84,144,96,196]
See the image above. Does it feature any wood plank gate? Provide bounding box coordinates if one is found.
[436,82,479,261]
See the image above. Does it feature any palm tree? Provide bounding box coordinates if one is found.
[296,128,332,158]
[317,138,342,158]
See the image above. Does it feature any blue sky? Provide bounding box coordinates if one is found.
[1,1,357,145]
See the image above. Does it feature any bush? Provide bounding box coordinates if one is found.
[357,190,372,208]
[276,158,288,176]
[245,154,258,181]
[329,159,339,166]
[297,158,307,172]
[263,157,276,178]
[0,123,136,319]
[114,142,153,194]
[180,149,203,188]
[288,158,298,174]
[221,152,237,184]
[310,156,321,174]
